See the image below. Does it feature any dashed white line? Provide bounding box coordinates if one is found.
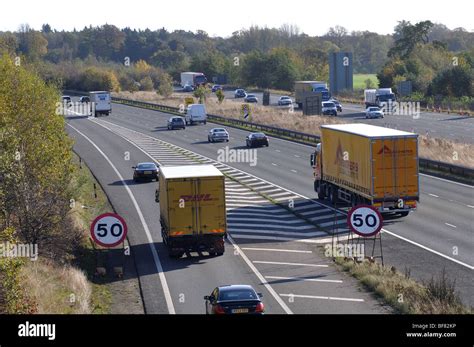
[291,169,298,173]
[280,294,364,303]
[445,223,457,229]
[428,194,439,198]
[272,163,278,166]
[266,276,343,284]
[253,261,328,268]
[241,247,312,254]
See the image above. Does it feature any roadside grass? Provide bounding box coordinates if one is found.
[17,154,112,314]
[112,91,474,169]
[354,74,379,90]
[334,258,471,314]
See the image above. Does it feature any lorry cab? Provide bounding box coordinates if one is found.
[185,104,207,125]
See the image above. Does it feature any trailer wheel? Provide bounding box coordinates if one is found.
[316,182,326,200]
[399,211,409,217]
[329,186,338,205]
[351,194,357,207]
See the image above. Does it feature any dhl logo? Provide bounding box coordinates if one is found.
[179,194,215,202]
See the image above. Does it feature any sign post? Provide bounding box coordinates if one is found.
[90,213,128,277]
[347,205,384,265]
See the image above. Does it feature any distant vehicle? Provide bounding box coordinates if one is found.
[182,84,194,92]
[167,116,186,130]
[278,96,293,106]
[322,101,337,116]
[310,124,419,217]
[234,89,247,98]
[79,96,90,103]
[366,106,384,119]
[185,104,207,125]
[180,72,207,88]
[89,91,111,117]
[246,132,269,147]
[244,94,258,103]
[62,95,72,105]
[132,162,159,182]
[204,285,264,315]
[294,81,331,108]
[330,99,342,112]
[212,85,223,93]
[208,128,229,142]
[364,88,396,108]
[156,165,226,258]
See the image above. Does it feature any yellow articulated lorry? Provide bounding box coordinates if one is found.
[310,124,419,217]
[155,165,227,258]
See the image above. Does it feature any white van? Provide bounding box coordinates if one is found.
[185,104,207,125]
[89,91,112,117]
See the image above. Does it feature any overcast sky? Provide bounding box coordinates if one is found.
[1,0,472,36]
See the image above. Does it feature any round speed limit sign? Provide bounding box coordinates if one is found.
[347,205,383,237]
[90,213,128,247]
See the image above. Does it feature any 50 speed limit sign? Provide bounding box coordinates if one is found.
[347,205,383,237]
[90,213,128,247]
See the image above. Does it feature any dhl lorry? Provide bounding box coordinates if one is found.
[310,124,419,217]
[155,165,227,258]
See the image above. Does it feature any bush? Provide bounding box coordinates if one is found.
[139,76,154,91]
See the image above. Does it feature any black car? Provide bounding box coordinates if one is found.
[330,99,342,112]
[212,85,223,92]
[246,132,269,147]
[62,95,72,106]
[204,285,264,315]
[79,96,90,103]
[167,116,186,130]
[132,162,159,181]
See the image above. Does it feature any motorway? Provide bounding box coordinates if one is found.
[218,89,474,144]
[66,99,473,311]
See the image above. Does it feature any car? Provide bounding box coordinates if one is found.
[234,89,247,98]
[212,85,223,93]
[322,101,338,116]
[330,99,342,112]
[185,104,207,125]
[183,84,194,92]
[244,94,258,103]
[62,95,72,106]
[204,285,264,315]
[246,132,269,147]
[278,96,292,106]
[79,96,90,103]
[366,106,384,119]
[167,116,186,130]
[208,128,229,142]
[132,162,159,182]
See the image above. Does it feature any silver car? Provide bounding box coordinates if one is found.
[366,107,384,119]
[208,128,229,142]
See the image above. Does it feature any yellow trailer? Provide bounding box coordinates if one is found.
[310,124,419,216]
[156,165,226,258]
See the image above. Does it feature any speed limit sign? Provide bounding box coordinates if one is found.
[90,213,128,247]
[347,205,383,237]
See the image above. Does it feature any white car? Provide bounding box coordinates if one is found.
[278,96,292,106]
[366,107,384,119]
[322,101,337,116]
[208,128,229,142]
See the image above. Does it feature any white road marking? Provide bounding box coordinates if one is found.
[275,150,281,153]
[420,173,474,188]
[272,163,278,166]
[291,170,298,173]
[445,223,457,229]
[294,155,300,158]
[67,123,176,314]
[253,261,328,268]
[467,205,474,209]
[428,194,439,198]
[241,247,312,254]
[228,236,293,314]
[280,294,364,303]
[266,276,343,284]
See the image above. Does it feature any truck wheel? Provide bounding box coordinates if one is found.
[329,186,338,205]
[351,194,357,207]
[399,211,409,217]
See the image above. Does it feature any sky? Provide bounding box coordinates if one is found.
[1,0,472,37]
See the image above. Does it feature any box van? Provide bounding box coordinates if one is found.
[185,104,207,125]
[89,91,112,117]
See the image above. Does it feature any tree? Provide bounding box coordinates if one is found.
[0,55,75,250]
[17,24,48,60]
[429,66,473,97]
[193,85,210,103]
[157,72,173,97]
[325,26,348,48]
[216,89,225,104]
[388,20,434,58]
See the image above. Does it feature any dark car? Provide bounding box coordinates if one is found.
[62,95,72,106]
[246,132,269,147]
[167,116,186,130]
[212,85,223,92]
[234,89,247,98]
[132,162,159,182]
[183,84,194,92]
[79,96,90,103]
[204,285,264,315]
[244,94,258,103]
